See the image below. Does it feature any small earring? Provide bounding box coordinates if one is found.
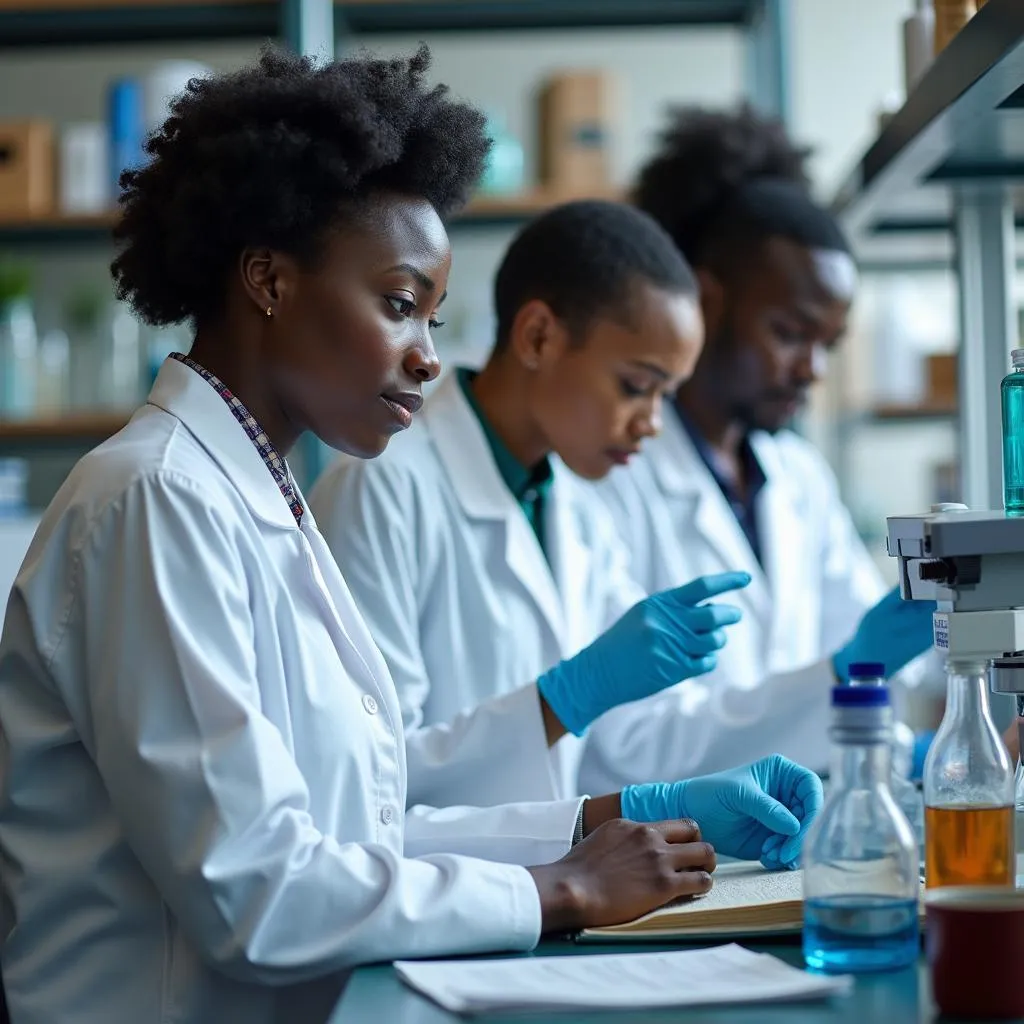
[265,305,273,318]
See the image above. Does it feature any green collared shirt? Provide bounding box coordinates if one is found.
[456,367,554,557]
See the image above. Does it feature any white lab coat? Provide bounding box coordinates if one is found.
[0,359,581,1024]
[309,373,643,804]
[582,409,888,790]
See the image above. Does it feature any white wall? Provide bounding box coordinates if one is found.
[789,0,909,195]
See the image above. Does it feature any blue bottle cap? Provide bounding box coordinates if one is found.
[848,661,886,680]
[832,685,890,707]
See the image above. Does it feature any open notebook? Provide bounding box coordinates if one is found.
[580,861,803,942]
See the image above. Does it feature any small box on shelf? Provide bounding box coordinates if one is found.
[0,121,54,219]
[538,71,617,195]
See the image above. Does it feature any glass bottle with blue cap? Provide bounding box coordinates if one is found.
[846,661,923,850]
[802,685,919,973]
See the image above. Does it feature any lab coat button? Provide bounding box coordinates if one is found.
[362,694,378,715]
[380,805,394,825]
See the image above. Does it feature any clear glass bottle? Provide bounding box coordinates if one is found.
[0,296,38,420]
[846,662,924,852]
[923,660,1015,888]
[1001,348,1024,514]
[803,687,920,974]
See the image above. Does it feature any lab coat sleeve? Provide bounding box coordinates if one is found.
[309,456,432,730]
[311,456,565,808]
[810,446,940,694]
[404,798,585,866]
[65,473,541,982]
[812,447,888,655]
[403,682,568,807]
[577,657,837,789]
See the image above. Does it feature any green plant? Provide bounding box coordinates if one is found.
[64,286,106,333]
[0,262,33,306]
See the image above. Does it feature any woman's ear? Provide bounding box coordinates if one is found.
[508,299,571,371]
[239,247,297,318]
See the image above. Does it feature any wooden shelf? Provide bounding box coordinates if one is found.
[868,402,957,422]
[0,412,130,443]
[0,191,622,243]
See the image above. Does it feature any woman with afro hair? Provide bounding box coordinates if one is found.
[0,49,721,1024]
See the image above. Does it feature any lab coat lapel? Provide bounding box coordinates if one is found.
[648,411,772,628]
[146,357,298,531]
[424,375,567,644]
[750,432,808,656]
[545,464,596,654]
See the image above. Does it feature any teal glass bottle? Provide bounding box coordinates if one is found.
[1002,349,1024,514]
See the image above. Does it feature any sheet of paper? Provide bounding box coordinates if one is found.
[395,943,852,1014]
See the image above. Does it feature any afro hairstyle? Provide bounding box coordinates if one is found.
[493,199,698,349]
[633,103,814,264]
[112,45,489,327]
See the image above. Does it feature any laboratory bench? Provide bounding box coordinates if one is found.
[329,938,954,1024]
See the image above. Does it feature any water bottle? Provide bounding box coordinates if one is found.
[803,687,919,973]
[846,662,924,852]
[1001,348,1024,514]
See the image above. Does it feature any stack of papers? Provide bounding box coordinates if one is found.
[395,943,852,1014]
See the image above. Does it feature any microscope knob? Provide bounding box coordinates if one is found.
[918,559,954,582]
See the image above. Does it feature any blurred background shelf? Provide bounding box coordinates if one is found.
[0,190,624,243]
[833,0,1024,255]
[0,0,766,48]
[868,402,957,422]
[0,412,130,443]
[831,0,1024,513]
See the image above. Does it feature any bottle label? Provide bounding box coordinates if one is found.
[933,612,950,650]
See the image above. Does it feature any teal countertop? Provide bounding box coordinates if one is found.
[329,938,937,1023]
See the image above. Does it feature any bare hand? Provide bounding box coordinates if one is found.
[526,818,716,933]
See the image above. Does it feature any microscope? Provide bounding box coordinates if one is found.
[887,505,1024,746]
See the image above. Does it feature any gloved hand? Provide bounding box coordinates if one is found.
[620,755,824,870]
[833,586,937,683]
[538,572,750,736]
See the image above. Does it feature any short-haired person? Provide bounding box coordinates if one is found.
[311,198,820,835]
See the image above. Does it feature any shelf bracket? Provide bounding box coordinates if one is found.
[744,0,790,124]
[954,185,1017,511]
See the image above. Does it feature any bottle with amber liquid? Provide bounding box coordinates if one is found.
[924,660,1015,888]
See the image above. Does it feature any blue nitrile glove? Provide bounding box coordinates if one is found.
[912,729,936,782]
[537,572,751,736]
[620,755,824,870]
[832,586,937,683]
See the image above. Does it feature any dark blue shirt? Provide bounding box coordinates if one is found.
[675,406,767,567]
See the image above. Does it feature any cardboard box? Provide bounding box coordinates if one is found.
[538,72,616,194]
[926,353,957,407]
[0,121,55,219]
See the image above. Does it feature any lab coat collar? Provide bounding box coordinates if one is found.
[646,410,773,622]
[423,373,566,640]
[423,373,526,522]
[146,356,300,531]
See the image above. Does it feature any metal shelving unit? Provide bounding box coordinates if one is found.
[0,0,767,47]
[833,0,1024,513]
[0,0,789,478]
